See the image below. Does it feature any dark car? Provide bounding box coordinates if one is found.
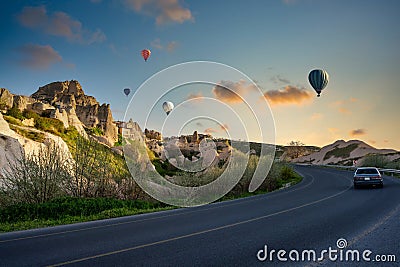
[353,167,383,189]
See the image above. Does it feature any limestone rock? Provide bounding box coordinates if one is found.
[0,113,71,172]
[13,95,35,111]
[0,88,14,110]
[21,118,35,127]
[145,128,162,140]
[31,80,116,144]
[192,131,199,143]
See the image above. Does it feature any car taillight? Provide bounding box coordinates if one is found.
[371,176,381,179]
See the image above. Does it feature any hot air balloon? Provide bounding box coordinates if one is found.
[123,88,131,96]
[162,101,174,115]
[308,69,329,97]
[141,49,151,62]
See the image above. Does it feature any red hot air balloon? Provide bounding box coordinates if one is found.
[141,49,151,62]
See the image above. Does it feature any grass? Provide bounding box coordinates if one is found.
[0,197,173,232]
[0,207,174,232]
[3,115,23,126]
[9,124,46,142]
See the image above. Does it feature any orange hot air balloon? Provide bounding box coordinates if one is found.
[141,49,151,62]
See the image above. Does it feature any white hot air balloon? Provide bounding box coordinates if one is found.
[162,101,174,115]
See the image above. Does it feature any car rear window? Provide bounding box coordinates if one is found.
[356,168,379,175]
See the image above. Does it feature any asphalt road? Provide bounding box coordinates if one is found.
[1,166,399,266]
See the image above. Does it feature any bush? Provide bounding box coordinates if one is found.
[0,142,71,206]
[3,115,23,126]
[86,127,104,136]
[34,117,65,135]
[9,125,45,142]
[6,106,24,120]
[361,154,390,168]
[22,110,40,119]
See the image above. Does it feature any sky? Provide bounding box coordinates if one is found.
[1,0,399,149]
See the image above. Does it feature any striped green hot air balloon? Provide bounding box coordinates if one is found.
[308,69,329,97]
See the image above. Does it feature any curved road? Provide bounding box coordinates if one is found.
[1,166,399,266]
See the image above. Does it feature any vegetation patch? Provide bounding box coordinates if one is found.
[3,115,23,126]
[323,143,358,160]
[6,106,24,120]
[86,126,104,136]
[9,125,45,142]
[0,197,172,232]
[34,117,65,136]
[361,154,400,170]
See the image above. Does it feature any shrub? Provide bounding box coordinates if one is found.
[9,125,45,142]
[3,115,23,126]
[6,106,24,120]
[34,117,65,135]
[361,154,390,168]
[86,127,104,136]
[22,110,40,119]
[0,142,71,206]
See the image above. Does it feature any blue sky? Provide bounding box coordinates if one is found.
[1,0,399,149]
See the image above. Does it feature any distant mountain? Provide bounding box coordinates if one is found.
[292,139,399,166]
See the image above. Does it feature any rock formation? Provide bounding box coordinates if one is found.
[0,113,71,172]
[31,80,117,146]
[0,88,14,111]
[144,128,162,140]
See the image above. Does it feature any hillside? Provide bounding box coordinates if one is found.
[292,139,400,166]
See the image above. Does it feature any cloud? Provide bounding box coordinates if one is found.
[18,44,62,69]
[187,92,203,101]
[212,80,257,104]
[150,38,163,49]
[310,113,323,120]
[263,86,313,106]
[220,124,229,131]
[204,128,218,134]
[350,129,366,137]
[124,0,194,25]
[270,74,290,84]
[167,41,178,51]
[17,6,106,44]
[151,38,178,52]
[338,108,351,114]
[330,98,359,115]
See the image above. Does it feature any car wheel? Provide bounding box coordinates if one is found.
[354,184,358,189]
